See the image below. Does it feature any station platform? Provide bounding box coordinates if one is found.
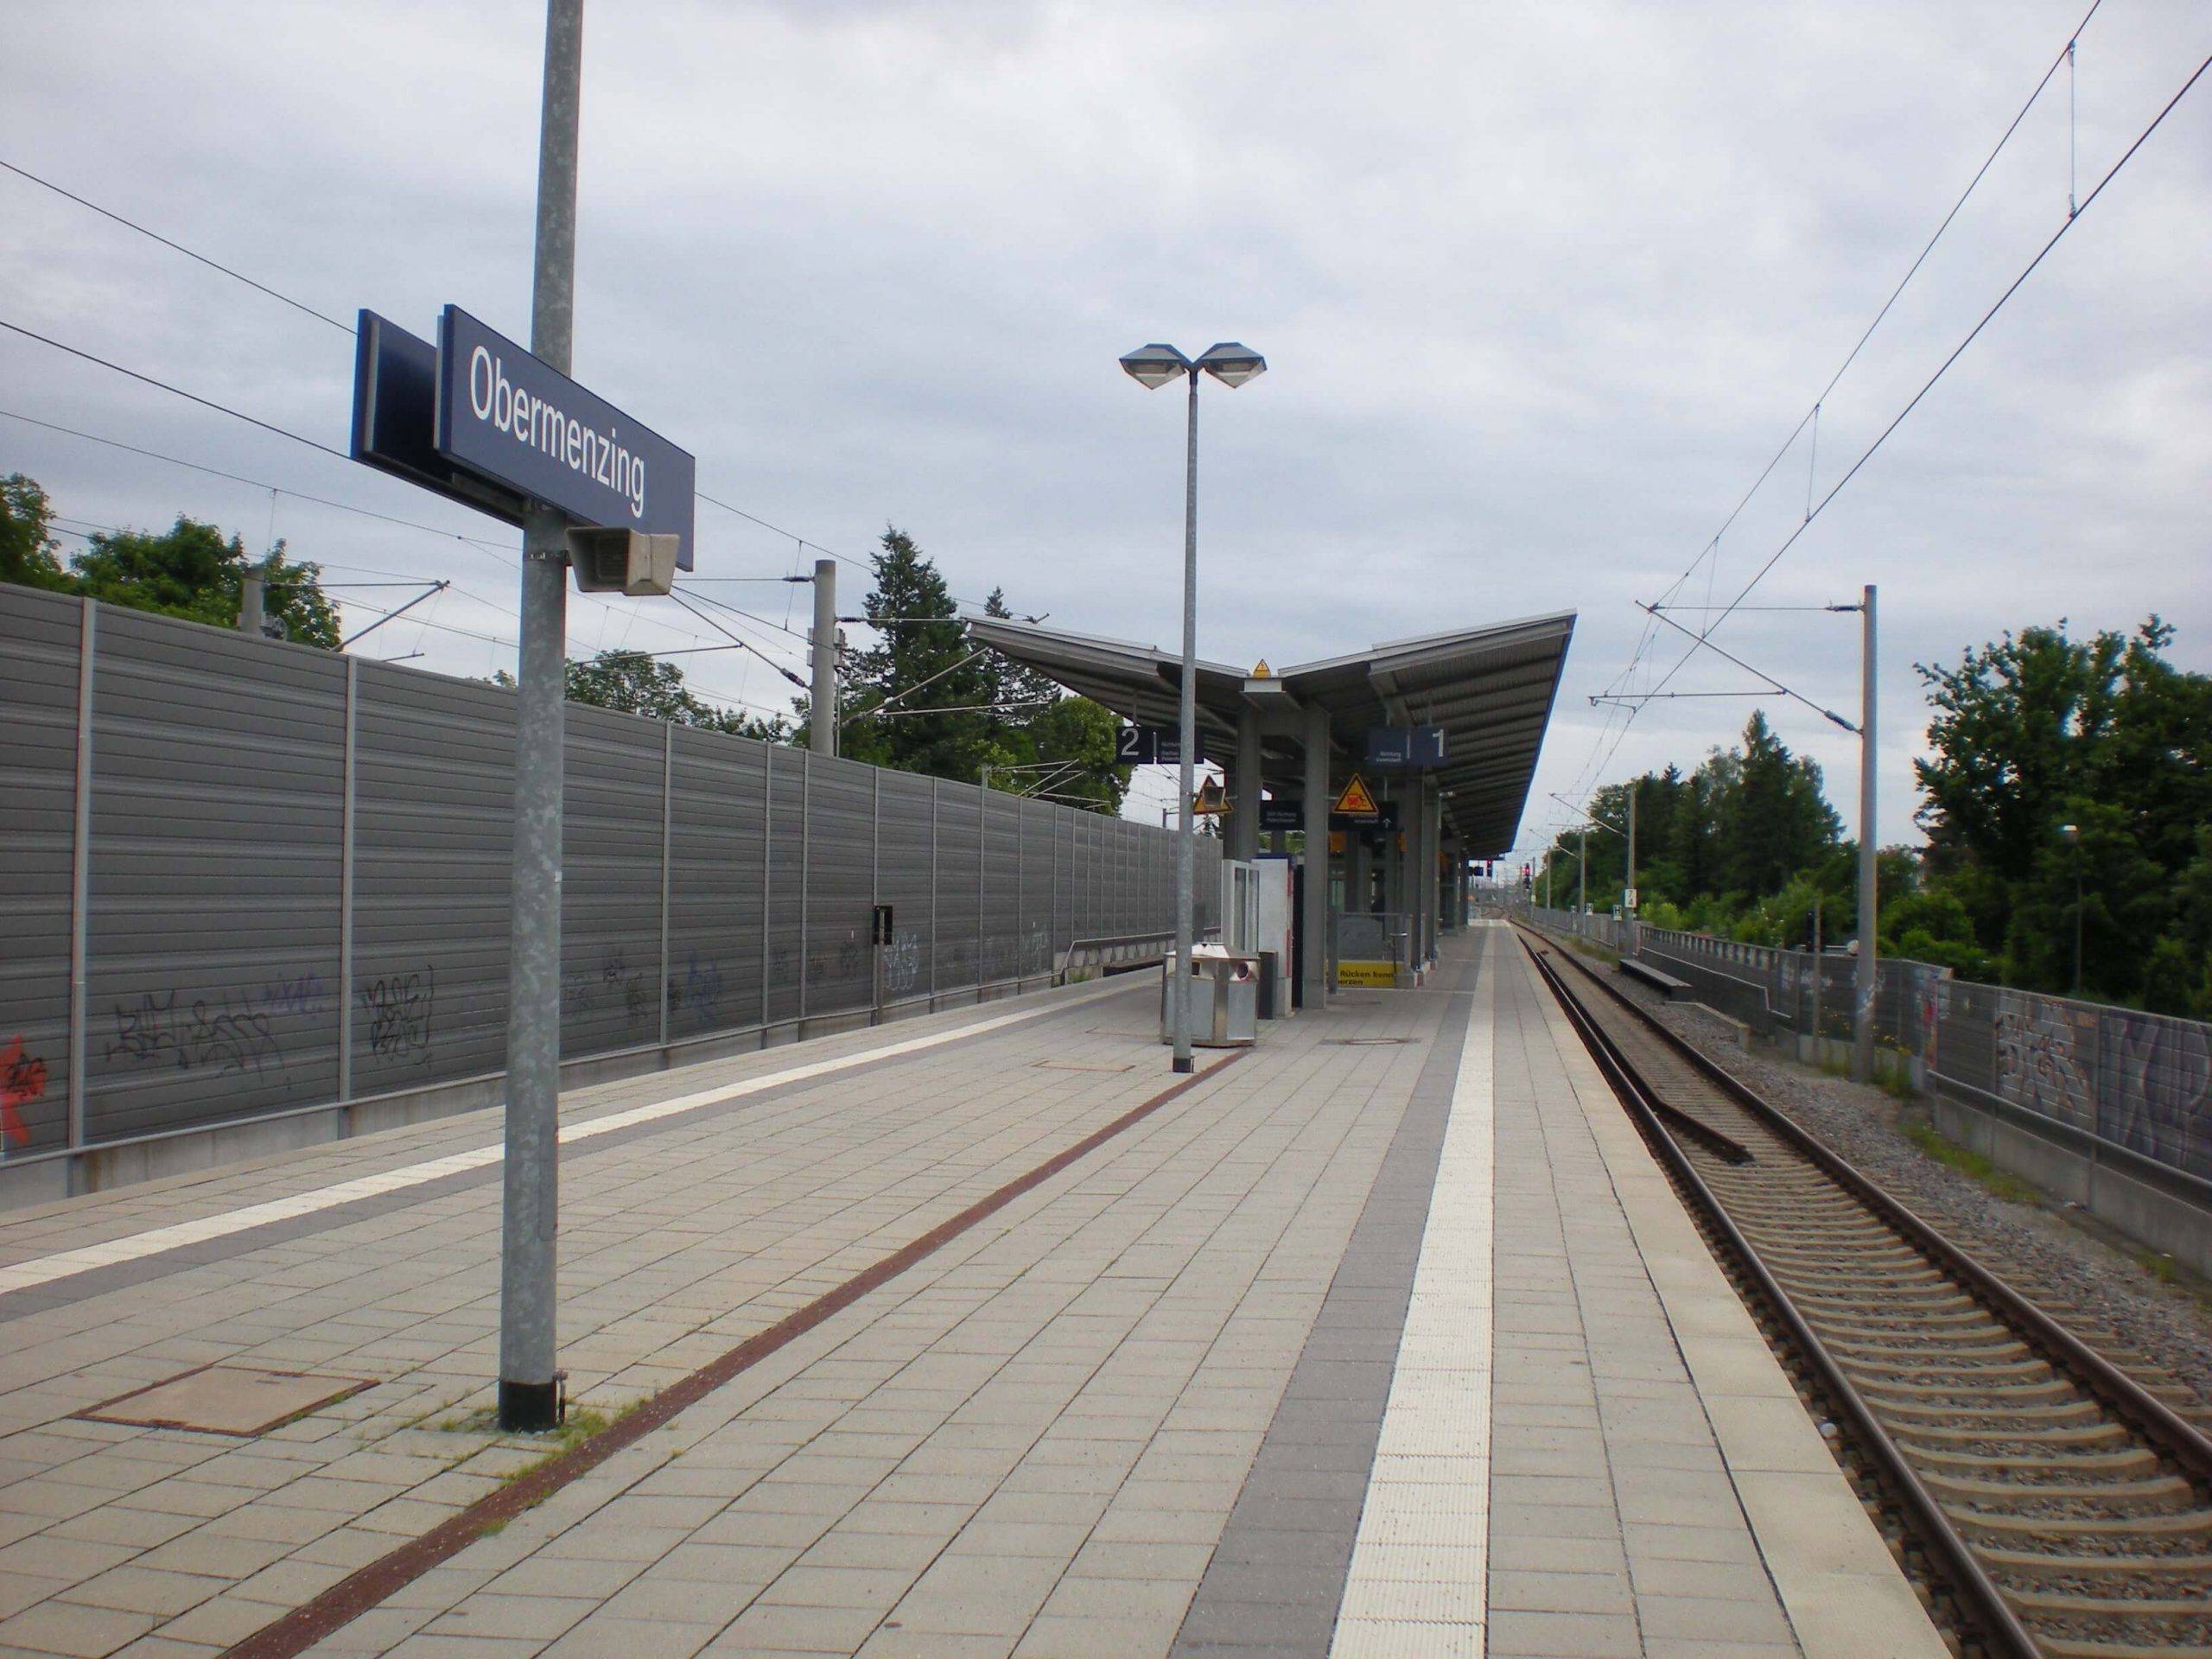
[0,925,1945,1659]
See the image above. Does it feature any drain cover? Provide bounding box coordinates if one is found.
[1325,1036,1418,1046]
[1036,1059,1135,1073]
[78,1365,372,1436]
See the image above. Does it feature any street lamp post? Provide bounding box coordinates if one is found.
[1119,341,1265,1074]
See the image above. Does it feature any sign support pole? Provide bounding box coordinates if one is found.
[499,0,582,1434]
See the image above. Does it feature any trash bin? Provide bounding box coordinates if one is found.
[1160,952,1260,1047]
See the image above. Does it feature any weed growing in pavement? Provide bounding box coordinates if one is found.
[1904,1120,2041,1206]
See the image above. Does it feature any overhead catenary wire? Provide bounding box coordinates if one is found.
[0,316,350,460]
[0,157,358,335]
[1560,1,2118,801]
[1,165,1019,656]
[1645,41,2210,703]
[1562,13,2198,813]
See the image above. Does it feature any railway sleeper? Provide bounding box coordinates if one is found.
[1903,1444,2157,1478]
[2014,1604,2212,1659]
[1896,1421,2133,1451]
[1857,1376,2076,1407]
[1826,1335,2031,1363]
[2031,1637,2212,1659]
[1979,1542,2212,1578]
[1875,1395,2102,1424]
[1916,1467,2195,1513]
[1761,1251,1940,1280]
[1951,1505,2212,1542]
[2007,1586,2212,1618]
[1800,1305,1994,1332]
[1792,1288,1983,1316]
[1843,1356,2059,1386]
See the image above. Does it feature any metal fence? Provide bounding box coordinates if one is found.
[0,586,1214,1165]
[1527,906,2212,1192]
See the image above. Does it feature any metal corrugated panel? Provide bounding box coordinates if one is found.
[875,771,936,1003]
[85,607,344,1141]
[0,588,1198,1161]
[932,785,980,988]
[667,727,766,1040]
[0,588,83,1154]
[764,747,804,1025]
[352,662,514,1096]
[804,754,874,1017]
[979,788,1021,981]
[1020,799,1056,976]
[560,705,665,1058]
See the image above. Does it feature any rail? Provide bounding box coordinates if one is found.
[1519,918,2212,1658]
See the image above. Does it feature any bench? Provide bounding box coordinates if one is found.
[1618,957,1692,998]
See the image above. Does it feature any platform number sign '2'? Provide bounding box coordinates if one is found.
[1116,725,1201,766]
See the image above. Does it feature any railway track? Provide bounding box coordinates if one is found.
[1518,925,2212,1659]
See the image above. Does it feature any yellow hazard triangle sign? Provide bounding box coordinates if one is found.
[1334,774,1380,816]
[1192,777,1230,816]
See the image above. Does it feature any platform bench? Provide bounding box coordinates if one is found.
[1618,957,1692,998]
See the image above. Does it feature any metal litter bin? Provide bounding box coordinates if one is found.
[1160,952,1260,1047]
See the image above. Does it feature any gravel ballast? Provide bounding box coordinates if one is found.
[1562,941,2212,1415]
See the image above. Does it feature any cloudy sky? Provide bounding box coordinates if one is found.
[4,1,2206,852]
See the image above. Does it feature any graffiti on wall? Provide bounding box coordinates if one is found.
[675,953,724,1027]
[106,991,285,1078]
[565,950,651,1030]
[885,930,921,996]
[258,973,327,1018]
[1993,992,2095,1133]
[2098,1010,2212,1184]
[2,1035,48,1148]
[362,968,435,1066]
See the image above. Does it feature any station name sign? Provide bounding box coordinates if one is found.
[352,306,695,570]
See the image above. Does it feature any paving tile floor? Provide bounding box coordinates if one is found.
[0,927,1944,1659]
[0,969,1440,1658]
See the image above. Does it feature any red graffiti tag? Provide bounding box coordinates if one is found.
[2,1035,47,1147]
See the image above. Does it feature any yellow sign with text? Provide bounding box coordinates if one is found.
[1336,960,1398,988]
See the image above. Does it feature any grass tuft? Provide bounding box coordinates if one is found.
[1904,1121,2041,1206]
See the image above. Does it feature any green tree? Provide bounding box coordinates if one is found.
[68,516,340,648]
[835,528,994,779]
[1713,712,1841,898]
[1916,617,2211,1001]
[509,649,790,741]
[1,474,71,591]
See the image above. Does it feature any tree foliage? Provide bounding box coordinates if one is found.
[2,477,340,648]
[505,649,790,741]
[1536,618,2212,1017]
[1541,712,1848,945]
[2,474,71,591]
[831,527,1129,812]
[1915,617,2210,1011]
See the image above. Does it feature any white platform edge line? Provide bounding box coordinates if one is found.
[1332,927,1497,1659]
[0,981,1129,1297]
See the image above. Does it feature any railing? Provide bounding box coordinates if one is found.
[1525,905,2212,1197]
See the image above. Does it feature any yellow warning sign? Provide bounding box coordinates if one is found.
[1251,658,1272,678]
[1337,961,1397,988]
[1192,777,1230,816]
[1333,774,1380,817]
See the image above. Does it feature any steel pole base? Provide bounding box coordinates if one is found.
[498,1378,560,1433]
[1172,1055,1195,1074]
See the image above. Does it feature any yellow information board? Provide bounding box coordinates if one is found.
[1337,960,1398,988]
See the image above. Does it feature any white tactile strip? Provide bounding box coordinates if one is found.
[0,989,1113,1298]
[1332,950,1496,1657]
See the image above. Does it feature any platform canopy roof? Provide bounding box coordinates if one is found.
[964,610,1576,856]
